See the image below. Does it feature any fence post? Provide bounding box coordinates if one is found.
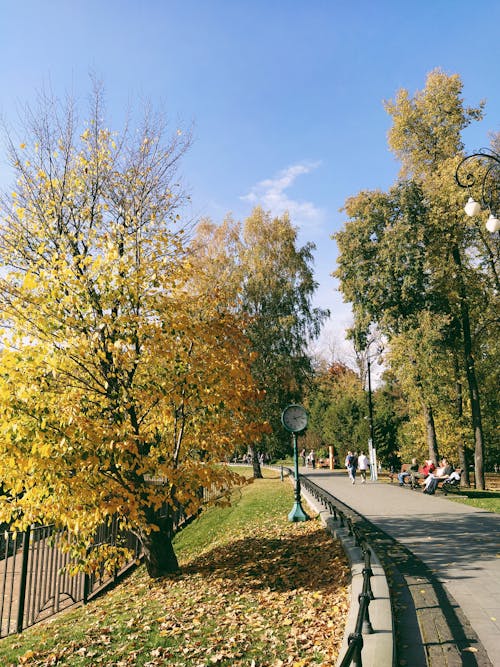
[362,546,374,600]
[16,526,31,633]
[83,546,91,604]
[359,592,374,634]
[348,631,363,667]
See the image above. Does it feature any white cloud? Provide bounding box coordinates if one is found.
[241,161,325,228]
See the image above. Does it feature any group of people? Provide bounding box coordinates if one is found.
[423,458,461,494]
[344,450,369,484]
[398,457,461,494]
[300,449,317,469]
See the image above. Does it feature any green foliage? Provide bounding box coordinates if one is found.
[334,69,498,482]
[371,375,409,465]
[192,208,329,459]
[306,362,366,458]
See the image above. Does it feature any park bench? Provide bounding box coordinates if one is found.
[432,474,462,494]
[389,463,422,489]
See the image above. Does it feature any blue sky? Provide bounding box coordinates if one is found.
[1,1,499,359]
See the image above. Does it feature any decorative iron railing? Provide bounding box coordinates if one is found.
[295,472,395,667]
[0,481,221,638]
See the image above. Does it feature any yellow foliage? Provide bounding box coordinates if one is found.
[0,108,265,575]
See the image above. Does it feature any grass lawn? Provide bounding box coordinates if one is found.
[0,469,349,666]
[445,490,500,513]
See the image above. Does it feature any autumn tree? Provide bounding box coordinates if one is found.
[335,70,498,487]
[0,87,264,577]
[191,208,329,474]
[385,69,496,487]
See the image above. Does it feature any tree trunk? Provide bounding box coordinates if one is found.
[454,372,470,487]
[249,445,263,478]
[422,401,439,465]
[412,363,439,466]
[452,245,485,490]
[139,512,180,578]
[457,442,469,487]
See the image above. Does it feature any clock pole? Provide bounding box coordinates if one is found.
[281,405,309,522]
[288,431,309,522]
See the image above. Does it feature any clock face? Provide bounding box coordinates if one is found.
[282,404,308,433]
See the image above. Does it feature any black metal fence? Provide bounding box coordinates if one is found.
[0,520,140,638]
[297,473,395,667]
[0,482,221,638]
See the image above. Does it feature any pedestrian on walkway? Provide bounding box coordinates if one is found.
[345,450,358,484]
[308,450,316,469]
[345,451,353,481]
[358,451,369,483]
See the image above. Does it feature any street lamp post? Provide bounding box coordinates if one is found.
[455,149,500,232]
[366,355,378,481]
[360,337,382,481]
[454,149,498,491]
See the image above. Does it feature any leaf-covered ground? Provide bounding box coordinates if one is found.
[0,474,350,666]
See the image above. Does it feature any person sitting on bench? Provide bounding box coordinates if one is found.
[398,458,419,486]
[443,468,462,486]
[423,459,453,494]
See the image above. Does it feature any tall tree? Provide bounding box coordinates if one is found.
[385,69,491,488]
[335,182,442,463]
[0,87,264,577]
[335,70,496,487]
[192,208,329,473]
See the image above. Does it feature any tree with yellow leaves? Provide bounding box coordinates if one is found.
[191,208,329,474]
[0,86,265,576]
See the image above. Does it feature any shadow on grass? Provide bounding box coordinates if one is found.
[182,528,349,594]
[459,490,500,499]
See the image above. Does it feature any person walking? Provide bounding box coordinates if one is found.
[345,450,357,484]
[358,451,369,483]
[309,450,316,470]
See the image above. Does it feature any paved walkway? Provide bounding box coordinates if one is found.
[301,469,500,666]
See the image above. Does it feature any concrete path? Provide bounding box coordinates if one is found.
[301,469,500,666]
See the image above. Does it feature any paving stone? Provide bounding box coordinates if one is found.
[301,470,498,666]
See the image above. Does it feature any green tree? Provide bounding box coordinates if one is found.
[306,362,368,460]
[336,182,443,463]
[191,208,329,474]
[335,70,497,487]
[371,373,408,468]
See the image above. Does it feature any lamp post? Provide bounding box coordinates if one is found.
[281,404,309,522]
[454,149,497,491]
[455,149,500,232]
[361,337,382,481]
[366,355,377,481]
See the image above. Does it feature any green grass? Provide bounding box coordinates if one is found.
[379,473,500,514]
[270,457,295,467]
[445,489,500,513]
[0,470,349,666]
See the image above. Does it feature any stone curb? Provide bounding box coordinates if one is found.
[301,487,394,667]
